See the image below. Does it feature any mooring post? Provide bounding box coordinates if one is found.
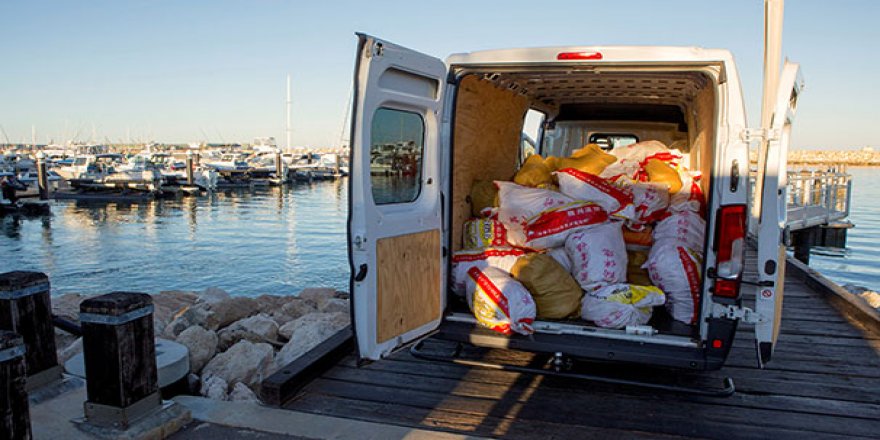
[185,150,194,186]
[275,148,284,182]
[80,292,160,428]
[0,331,31,440]
[35,151,49,200]
[0,271,61,390]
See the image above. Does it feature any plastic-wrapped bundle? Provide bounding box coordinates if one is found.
[643,243,703,324]
[463,217,508,250]
[565,221,628,291]
[653,211,706,250]
[555,168,635,219]
[451,248,526,296]
[510,253,583,319]
[581,284,665,329]
[466,267,536,335]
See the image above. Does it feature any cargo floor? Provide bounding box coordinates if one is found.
[283,252,880,439]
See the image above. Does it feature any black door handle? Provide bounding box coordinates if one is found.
[354,264,368,282]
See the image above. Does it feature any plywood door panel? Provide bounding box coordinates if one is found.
[451,76,530,251]
[376,229,441,344]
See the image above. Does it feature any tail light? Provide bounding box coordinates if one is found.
[713,204,746,298]
[557,51,603,60]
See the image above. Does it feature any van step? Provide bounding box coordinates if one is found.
[409,340,736,398]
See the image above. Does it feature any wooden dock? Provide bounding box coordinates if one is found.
[282,259,880,439]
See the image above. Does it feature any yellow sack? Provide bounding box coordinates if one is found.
[645,158,683,194]
[514,154,553,188]
[510,253,583,319]
[469,180,499,217]
[626,250,653,286]
[556,143,616,176]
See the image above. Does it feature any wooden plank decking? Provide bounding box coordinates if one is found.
[284,261,880,439]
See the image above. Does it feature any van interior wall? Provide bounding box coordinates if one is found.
[451,75,529,252]
[688,82,716,196]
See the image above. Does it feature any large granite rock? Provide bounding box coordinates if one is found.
[217,313,279,350]
[228,382,259,402]
[176,325,218,373]
[200,374,229,400]
[276,312,349,368]
[165,296,260,337]
[201,340,274,391]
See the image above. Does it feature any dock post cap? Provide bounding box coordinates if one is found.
[0,271,49,291]
[80,292,153,317]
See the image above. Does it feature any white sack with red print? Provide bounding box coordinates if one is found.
[466,266,536,336]
[565,221,628,291]
[555,168,635,220]
[643,243,703,324]
[451,248,526,296]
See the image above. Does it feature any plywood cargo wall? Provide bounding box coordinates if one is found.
[688,81,716,196]
[451,75,529,251]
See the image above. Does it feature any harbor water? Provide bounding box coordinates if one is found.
[1,170,878,298]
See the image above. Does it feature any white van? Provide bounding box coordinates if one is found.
[348,34,801,373]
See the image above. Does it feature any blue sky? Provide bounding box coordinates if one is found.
[1,0,877,150]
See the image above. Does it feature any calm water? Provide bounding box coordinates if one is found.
[808,167,879,291]
[1,180,350,296]
[1,169,878,298]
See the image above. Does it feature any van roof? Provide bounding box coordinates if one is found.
[446,46,735,66]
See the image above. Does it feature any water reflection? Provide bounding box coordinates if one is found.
[1,180,351,296]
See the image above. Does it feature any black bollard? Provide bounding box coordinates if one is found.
[80,292,159,428]
[0,271,61,390]
[185,151,194,186]
[36,152,49,200]
[0,331,31,440]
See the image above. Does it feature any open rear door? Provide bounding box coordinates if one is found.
[754,61,803,367]
[348,34,446,361]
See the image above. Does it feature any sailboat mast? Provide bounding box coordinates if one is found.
[286,74,292,150]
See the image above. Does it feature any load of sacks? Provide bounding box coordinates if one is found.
[454,140,706,336]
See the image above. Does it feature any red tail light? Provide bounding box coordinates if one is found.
[557,51,603,60]
[713,204,746,298]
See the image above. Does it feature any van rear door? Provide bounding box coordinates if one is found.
[349,34,447,361]
[754,61,803,367]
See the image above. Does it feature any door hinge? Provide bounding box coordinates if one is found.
[353,234,367,251]
[711,303,766,324]
[740,128,781,143]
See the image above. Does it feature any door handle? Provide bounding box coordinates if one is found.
[354,264,368,282]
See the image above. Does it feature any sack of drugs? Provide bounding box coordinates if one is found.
[653,210,706,250]
[645,158,683,193]
[669,170,706,216]
[555,143,617,176]
[581,284,665,329]
[470,179,500,217]
[467,267,536,335]
[451,247,526,296]
[514,154,554,188]
[565,221,628,291]
[555,168,635,219]
[510,253,583,319]
[515,202,608,250]
[644,243,703,324]
[463,217,508,250]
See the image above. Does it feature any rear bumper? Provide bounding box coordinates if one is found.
[435,320,732,371]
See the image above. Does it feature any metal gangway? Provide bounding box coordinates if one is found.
[785,167,852,231]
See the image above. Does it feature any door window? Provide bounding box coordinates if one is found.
[370,107,425,204]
